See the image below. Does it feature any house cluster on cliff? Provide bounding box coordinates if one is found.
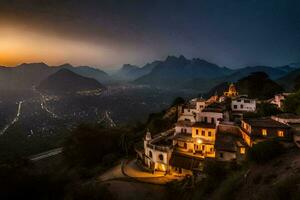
[136,84,298,175]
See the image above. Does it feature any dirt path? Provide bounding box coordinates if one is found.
[98,159,182,200]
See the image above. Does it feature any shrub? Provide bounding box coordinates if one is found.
[247,140,284,164]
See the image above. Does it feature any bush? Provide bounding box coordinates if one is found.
[247,140,284,164]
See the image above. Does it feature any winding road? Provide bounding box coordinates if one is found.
[0,101,23,135]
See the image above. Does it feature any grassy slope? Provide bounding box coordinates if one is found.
[212,148,300,200]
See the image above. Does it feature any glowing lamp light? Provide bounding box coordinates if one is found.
[197,139,202,144]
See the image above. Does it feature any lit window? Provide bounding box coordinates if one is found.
[208,131,212,137]
[278,131,284,137]
[262,129,267,136]
[240,147,245,154]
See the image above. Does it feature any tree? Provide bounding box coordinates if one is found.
[283,90,300,115]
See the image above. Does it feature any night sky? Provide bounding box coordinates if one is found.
[0,0,299,69]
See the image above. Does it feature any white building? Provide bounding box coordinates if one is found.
[231,97,256,112]
[178,98,208,122]
[143,130,173,172]
[196,105,224,124]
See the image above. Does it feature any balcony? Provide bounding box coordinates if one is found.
[146,143,173,152]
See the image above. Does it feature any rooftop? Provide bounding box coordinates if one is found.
[272,113,300,119]
[243,118,290,129]
[169,152,203,170]
[193,122,216,129]
[171,133,213,144]
[176,120,194,127]
[202,103,226,113]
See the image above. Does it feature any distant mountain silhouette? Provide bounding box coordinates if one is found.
[0,63,110,90]
[38,69,104,94]
[0,63,56,90]
[191,65,291,91]
[114,61,160,81]
[221,66,291,82]
[58,64,111,83]
[134,55,232,88]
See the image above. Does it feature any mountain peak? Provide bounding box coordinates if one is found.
[17,62,49,68]
[59,63,74,68]
[121,64,139,71]
[38,68,104,94]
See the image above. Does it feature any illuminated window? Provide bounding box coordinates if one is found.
[240,147,245,154]
[278,131,284,137]
[201,130,205,136]
[262,129,267,136]
[208,131,212,137]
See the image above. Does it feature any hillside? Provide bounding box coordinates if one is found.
[37,69,105,94]
[206,72,283,99]
[222,66,290,82]
[277,68,300,91]
[0,63,56,90]
[58,64,111,84]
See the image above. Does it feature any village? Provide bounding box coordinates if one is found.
[135,84,300,176]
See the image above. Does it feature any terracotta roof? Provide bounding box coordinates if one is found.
[169,152,202,170]
[243,118,290,129]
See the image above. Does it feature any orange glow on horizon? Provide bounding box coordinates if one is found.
[0,25,117,67]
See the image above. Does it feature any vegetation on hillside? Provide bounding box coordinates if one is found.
[283,90,300,115]
[236,72,283,99]
[243,102,282,118]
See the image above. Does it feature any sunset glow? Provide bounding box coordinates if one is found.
[0,25,117,67]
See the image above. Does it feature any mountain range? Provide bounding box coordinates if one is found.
[0,63,110,90]
[0,56,299,93]
[112,61,160,81]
